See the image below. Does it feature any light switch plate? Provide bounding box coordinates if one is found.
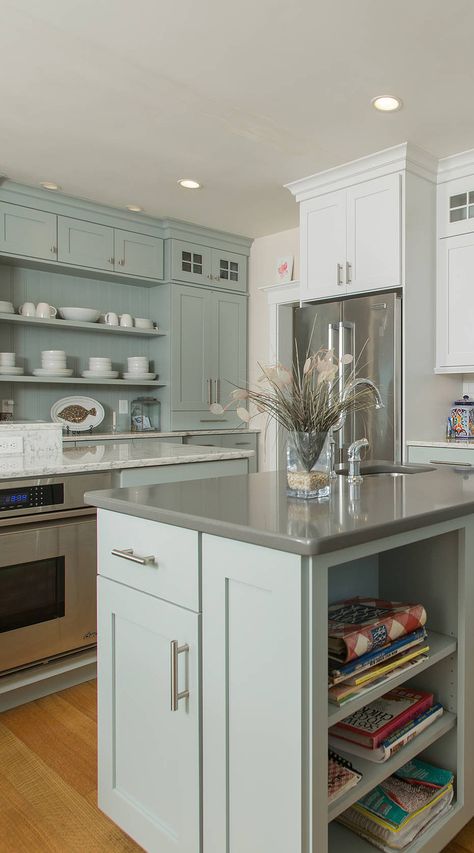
[119,399,128,414]
[0,435,23,455]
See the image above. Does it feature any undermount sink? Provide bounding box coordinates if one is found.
[335,461,436,476]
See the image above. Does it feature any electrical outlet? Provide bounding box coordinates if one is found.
[119,399,128,414]
[0,435,23,455]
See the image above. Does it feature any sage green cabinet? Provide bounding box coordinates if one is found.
[171,240,247,292]
[0,202,57,261]
[171,284,247,429]
[58,216,114,270]
[114,230,164,280]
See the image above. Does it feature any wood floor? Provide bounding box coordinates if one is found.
[0,679,473,853]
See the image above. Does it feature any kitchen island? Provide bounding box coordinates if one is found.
[86,469,474,853]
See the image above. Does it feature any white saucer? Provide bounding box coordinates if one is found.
[0,365,24,375]
[33,368,74,377]
[82,370,119,379]
[123,372,157,381]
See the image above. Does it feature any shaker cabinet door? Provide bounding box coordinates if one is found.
[213,291,247,420]
[98,577,200,853]
[437,233,474,370]
[0,202,57,261]
[171,284,213,413]
[346,173,402,292]
[57,216,114,271]
[114,229,164,280]
[300,189,347,300]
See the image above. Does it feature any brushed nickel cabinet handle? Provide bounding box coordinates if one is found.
[51,245,57,254]
[207,378,212,405]
[108,257,114,264]
[170,640,190,711]
[118,259,125,266]
[336,263,343,286]
[214,378,219,402]
[111,547,157,566]
[346,261,352,284]
[430,459,472,467]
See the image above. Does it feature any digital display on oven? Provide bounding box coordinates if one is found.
[1,492,29,507]
[0,483,64,512]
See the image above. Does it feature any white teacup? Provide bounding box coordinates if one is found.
[19,302,36,317]
[36,303,57,319]
[134,317,154,329]
[0,353,15,366]
[120,313,133,328]
[0,301,14,314]
[104,312,119,326]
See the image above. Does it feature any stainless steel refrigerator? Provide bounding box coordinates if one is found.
[293,291,402,464]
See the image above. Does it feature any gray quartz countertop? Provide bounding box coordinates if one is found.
[0,441,253,479]
[85,468,474,556]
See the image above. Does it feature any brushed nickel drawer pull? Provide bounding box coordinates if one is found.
[430,459,472,467]
[170,640,190,711]
[111,547,157,566]
[336,263,343,286]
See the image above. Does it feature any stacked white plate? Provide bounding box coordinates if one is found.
[123,356,156,381]
[33,350,73,378]
[82,356,119,380]
[0,352,23,376]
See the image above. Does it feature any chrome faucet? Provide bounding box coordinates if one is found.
[329,378,384,478]
[347,438,369,484]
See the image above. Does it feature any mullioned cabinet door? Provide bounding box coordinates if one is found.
[171,239,212,285]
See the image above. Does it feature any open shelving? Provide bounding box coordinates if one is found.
[0,376,165,387]
[0,312,167,337]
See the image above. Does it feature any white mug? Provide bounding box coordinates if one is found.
[36,303,57,319]
[19,302,36,317]
[104,312,119,326]
[0,301,14,314]
[120,313,133,328]
[134,317,154,329]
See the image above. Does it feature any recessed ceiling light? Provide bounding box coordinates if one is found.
[40,181,61,190]
[126,204,143,212]
[371,95,403,112]
[178,178,201,190]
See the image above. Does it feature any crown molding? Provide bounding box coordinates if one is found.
[285,142,438,201]
[437,148,474,183]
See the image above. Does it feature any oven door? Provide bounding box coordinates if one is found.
[0,515,97,674]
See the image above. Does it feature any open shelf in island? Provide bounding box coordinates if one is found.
[0,312,167,337]
[328,631,457,726]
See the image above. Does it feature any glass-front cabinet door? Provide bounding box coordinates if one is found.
[171,239,212,285]
[211,249,247,292]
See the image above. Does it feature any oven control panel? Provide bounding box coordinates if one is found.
[0,483,64,512]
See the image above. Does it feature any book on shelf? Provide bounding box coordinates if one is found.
[332,643,430,690]
[329,687,434,748]
[337,758,454,851]
[328,652,429,706]
[328,750,363,803]
[328,597,427,664]
[329,627,428,685]
[329,703,444,763]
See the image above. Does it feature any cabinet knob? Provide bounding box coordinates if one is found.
[108,257,114,265]
[207,274,212,280]
[118,259,125,266]
[50,245,57,254]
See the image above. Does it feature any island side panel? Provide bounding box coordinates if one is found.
[202,535,303,853]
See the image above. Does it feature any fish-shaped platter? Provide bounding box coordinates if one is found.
[51,396,105,432]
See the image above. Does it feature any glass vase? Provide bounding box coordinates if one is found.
[286,431,331,499]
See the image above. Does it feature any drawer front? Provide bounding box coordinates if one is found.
[407,444,474,465]
[220,432,258,472]
[184,435,223,447]
[97,509,199,610]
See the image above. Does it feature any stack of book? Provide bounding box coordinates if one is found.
[338,758,454,850]
[328,597,429,706]
[328,686,444,763]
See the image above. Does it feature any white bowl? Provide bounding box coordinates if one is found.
[89,357,112,363]
[126,365,150,373]
[127,357,148,364]
[134,318,154,329]
[42,350,66,357]
[59,307,101,323]
[123,372,157,381]
[82,370,119,379]
[42,356,67,363]
[0,353,16,366]
[42,359,67,367]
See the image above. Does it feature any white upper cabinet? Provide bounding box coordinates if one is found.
[297,174,402,301]
[346,173,402,292]
[436,233,474,371]
[300,190,346,300]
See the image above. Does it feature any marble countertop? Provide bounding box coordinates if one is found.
[62,428,260,442]
[407,440,474,448]
[0,441,254,479]
[85,467,474,556]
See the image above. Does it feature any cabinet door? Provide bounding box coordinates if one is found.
[202,535,302,853]
[171,240,212,285]
[211,249,247,292]
[220,432,258,472]
[114,229,164,280]
[98,576,200,853]
[171,284,213,412]
[213,291,247,410]
[300,189,346,300]
[437,233,474,369]
[0,202,57,260]
[57,216,114,270]
[346,173,402,292]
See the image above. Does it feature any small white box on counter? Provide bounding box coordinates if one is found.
[0,422,62,456]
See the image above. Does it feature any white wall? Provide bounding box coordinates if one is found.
[248,227,299,469]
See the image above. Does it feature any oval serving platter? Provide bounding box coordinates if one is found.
[51,395,105,432]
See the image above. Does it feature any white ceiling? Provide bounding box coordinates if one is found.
[2,0,474,237]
